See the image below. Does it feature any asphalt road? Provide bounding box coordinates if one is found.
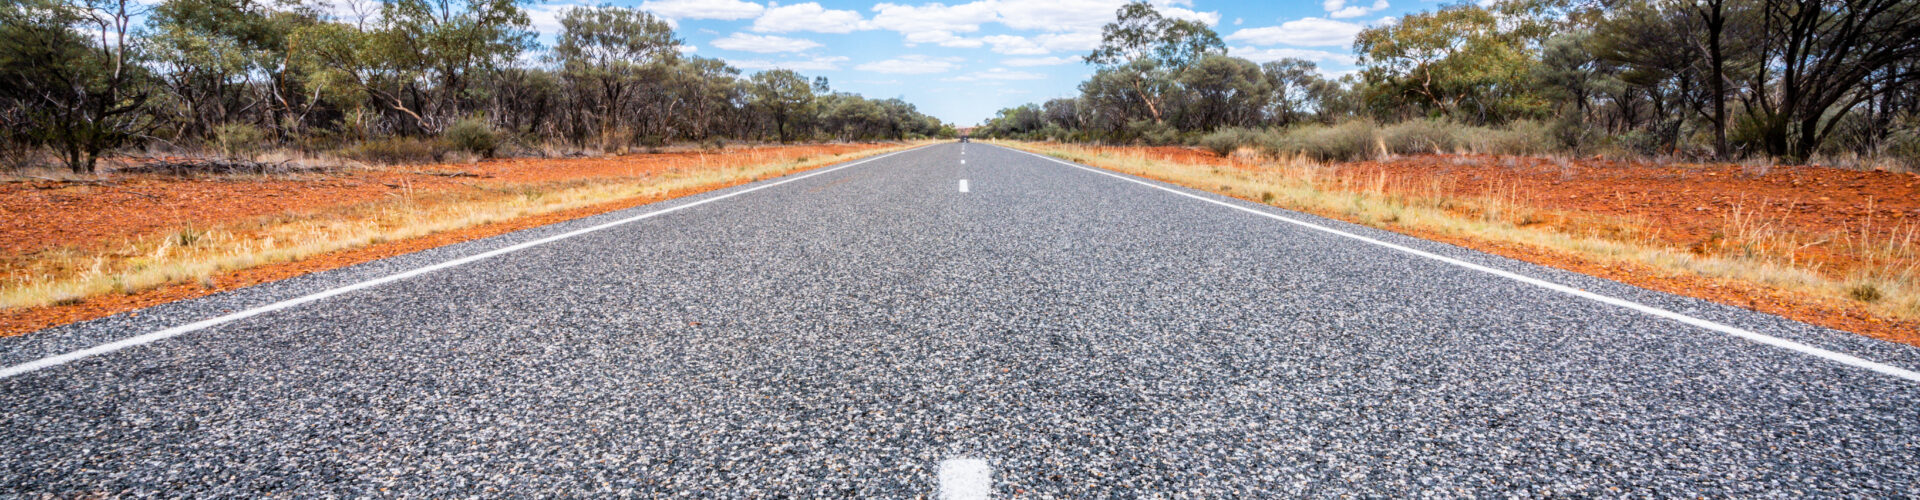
[4,143,1920,496]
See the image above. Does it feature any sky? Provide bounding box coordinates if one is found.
[509,0,1421,126]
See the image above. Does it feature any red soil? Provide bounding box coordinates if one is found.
[1089,145,1920,345]
[0,143,891,336]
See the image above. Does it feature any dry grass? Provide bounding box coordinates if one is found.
[0,144,922,311]
[999,140,1920,326]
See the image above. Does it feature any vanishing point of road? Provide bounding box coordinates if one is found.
[4,143,1919,496]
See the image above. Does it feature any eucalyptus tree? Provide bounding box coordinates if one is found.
[0,0,153,173]
[749,69,814,143]
[552,6,679,143]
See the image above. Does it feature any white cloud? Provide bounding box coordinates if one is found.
[1324,0,1389,19]
[944,68,1046,81]
[870,2,999,34]
[640,0,764,20]
[982,35,1046,55]
[996,0,1216,32]
[1227,46,1355,65]
[528,3,679,38]
[751,2,871,33]
[1225,18,1365,47]
[711,33,822,53]
[1003,56,1080,66]
[728,55,850,71]
[903,30,986,48]
[856,54,963,74]
[1035,32,1102,53]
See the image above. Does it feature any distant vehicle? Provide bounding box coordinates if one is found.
[958,136,970,143]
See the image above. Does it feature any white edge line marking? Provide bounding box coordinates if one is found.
[959,179,969,193]
[938,458,991,500]
[1006,145,1920,383]
[0,147,925,380]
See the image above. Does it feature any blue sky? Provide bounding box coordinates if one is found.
[511,0,1422,125]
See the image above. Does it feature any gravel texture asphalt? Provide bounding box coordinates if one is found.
[4,142,1920,497]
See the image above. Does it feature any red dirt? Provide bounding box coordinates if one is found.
[1084,144,1920,345]
[0,143,892,336]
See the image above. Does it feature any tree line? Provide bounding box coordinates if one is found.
[976,0,1920,165]
[0,0,954,174]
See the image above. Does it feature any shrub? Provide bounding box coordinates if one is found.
[443,117,498,158]
[1199,127,1268,156]
[335,136,446,165]
[210,122,266,157]
[1268,120,1381,162]
[1381,119,1460,155]
[1468,120,1558,156]
[1884,127,1920,172]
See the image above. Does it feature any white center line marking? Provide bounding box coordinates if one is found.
[1007,145,1920,383]
[958,179,970,192]
[938,458,991,500]
[961,159,967,164]
[0,147,928,381]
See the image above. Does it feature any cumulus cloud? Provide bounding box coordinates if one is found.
[1224,18,1365,47]
[728,55,851,71]
[1323,0,1388,19]
[944,67,1046,81]
[639,0,764,20]
[855,54,963,74]
[982,35,1046,55]
[710,33,822,53]
[903,30,986,48]
[870,2,999,34]
[1003,56,1081,66]
[751,2,871,33]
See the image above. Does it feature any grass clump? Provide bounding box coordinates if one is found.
[211,122,267,158]
[335,137,447,165]
[1199,127,1268,156]
[1381,119,1461,155]
[1266,120,1382,162]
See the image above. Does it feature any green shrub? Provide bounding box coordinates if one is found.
[1199,127,1269,156]
[1268,120,1381,162]
[211,122,266,157]
[1381,119,1460,155]
[1884,127,1920,172]
[1468,120,1557,156]
[443,117,498,157]
[336,137,447,164]
[1129,119,1180,146]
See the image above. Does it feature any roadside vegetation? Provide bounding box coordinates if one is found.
[0,144,917,335]
[0,0,955,333]
[1005,141,1919,343]
[0,0,954,176]
[981,0,1920,341]
[977,0,1920,171]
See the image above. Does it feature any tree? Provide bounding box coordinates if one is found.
[553,6,679,144]
[1178,54,1270,130]
[1261,58,1321,126]
[750,69,813,143]
[1083,1,1223,125]
[1745,0,1920,161]
[1355,2,1549,123]
[0,0,154,173]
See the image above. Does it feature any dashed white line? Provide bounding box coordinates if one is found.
[938,458,992,500]
[1006,145,1920,383]
[959,179,970,193]
[0,147,927,381]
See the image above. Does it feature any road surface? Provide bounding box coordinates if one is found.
[4,143,1919,496]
